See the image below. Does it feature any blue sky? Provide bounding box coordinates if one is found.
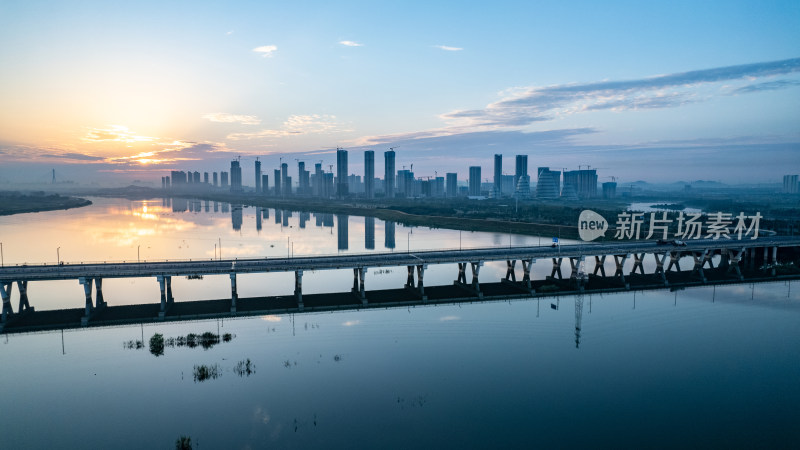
[0,0,798,184]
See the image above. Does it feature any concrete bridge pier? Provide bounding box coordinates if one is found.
[294,270,304,311]
[666,251,682,272]
[453,261,483,298]
[1,281,14,324]
[456,263,467,284]
[157,275,171,319]
[569,256,585,279]
[654,252,669,286]
[723,248,746,280]
[405,265,415,289]
[80,277,93,317]
[16,281,32,314]
[613,254,629,289]
[471,261,483,298]
[691,249,711,283]
[593,255,607,276]
[551,258,563,279]
[404,265,427,301]
[771,246,778,276]
[502,259,533,294]
[94,278,106,309]
[352,267,367,305]
[630,253,646,275]
[505,260,517,282]
[416,264,426,300]
[80,277,105,325]
[522,258,535,292]
[231,273,239,313]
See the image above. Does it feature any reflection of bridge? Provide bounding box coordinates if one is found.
[1,237,798,333]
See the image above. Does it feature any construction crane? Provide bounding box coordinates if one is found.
[389,146,399,152]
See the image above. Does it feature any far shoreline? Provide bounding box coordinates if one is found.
[0,191,93,216]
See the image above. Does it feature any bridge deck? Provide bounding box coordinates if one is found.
[1,236,798,281]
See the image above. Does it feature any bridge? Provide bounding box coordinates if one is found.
[1,236,798,333]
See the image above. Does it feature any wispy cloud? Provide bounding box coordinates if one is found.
[226,30,234,35]
[441,57,800,129]
[339,40,363,47]
[732,79,800,94]
[227,114,349,140]
[82,125,155,143]
[253,45,277,57]
[40,152,104,161]
[202,113,261,125]
[434,45,463,51]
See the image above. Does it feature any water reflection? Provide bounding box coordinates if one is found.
[232,204,242,231]
[337,214,348,251]
[365,217,375,250]
[385,221,396,250]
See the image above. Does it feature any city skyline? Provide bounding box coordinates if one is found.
[1,1,799,184]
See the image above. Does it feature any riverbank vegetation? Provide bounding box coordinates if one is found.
[0,191,91,215]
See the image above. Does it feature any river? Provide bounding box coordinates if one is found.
[0,197,798,448]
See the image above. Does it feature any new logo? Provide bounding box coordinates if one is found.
[578,210,608,241]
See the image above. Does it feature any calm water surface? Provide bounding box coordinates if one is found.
[0,198,798,448]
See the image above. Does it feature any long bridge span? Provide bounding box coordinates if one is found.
[1,237,798,333]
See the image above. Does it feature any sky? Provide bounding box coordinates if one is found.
[0,0,798,186]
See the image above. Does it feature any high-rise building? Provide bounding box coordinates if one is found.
[281,163,290,195]
[384,150,395,198]
[230,161,242,192]
[514,155,528,191]
[254,159,262,193]
[203,172,209,184]
[536,167,560,199]
[336,148,348,197]
[193,171,200,184]
[446,173,458,197]
[262,174,269,195]
[469,166,482,196]
[221,171,229,187]
[170,171,187,185]
[494,154,502,198]
[434,176,445,197]
[213,172,218,187]
[563,169,598,198]
[364,151,375,198]
[274,169,282,196]
[313,163,323,196]
[602,181,617,198]
[783,175,799,194]
[298,161,308,195]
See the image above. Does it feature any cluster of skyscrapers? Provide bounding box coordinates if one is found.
[161,149,613,200]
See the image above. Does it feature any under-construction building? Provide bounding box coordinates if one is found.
[563,169,598,199]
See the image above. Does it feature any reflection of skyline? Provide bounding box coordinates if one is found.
[232,204,242,231]
[157,199,429,254]
[385,221,396,250]
[337,214,348,251]
[365,217,375,250]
